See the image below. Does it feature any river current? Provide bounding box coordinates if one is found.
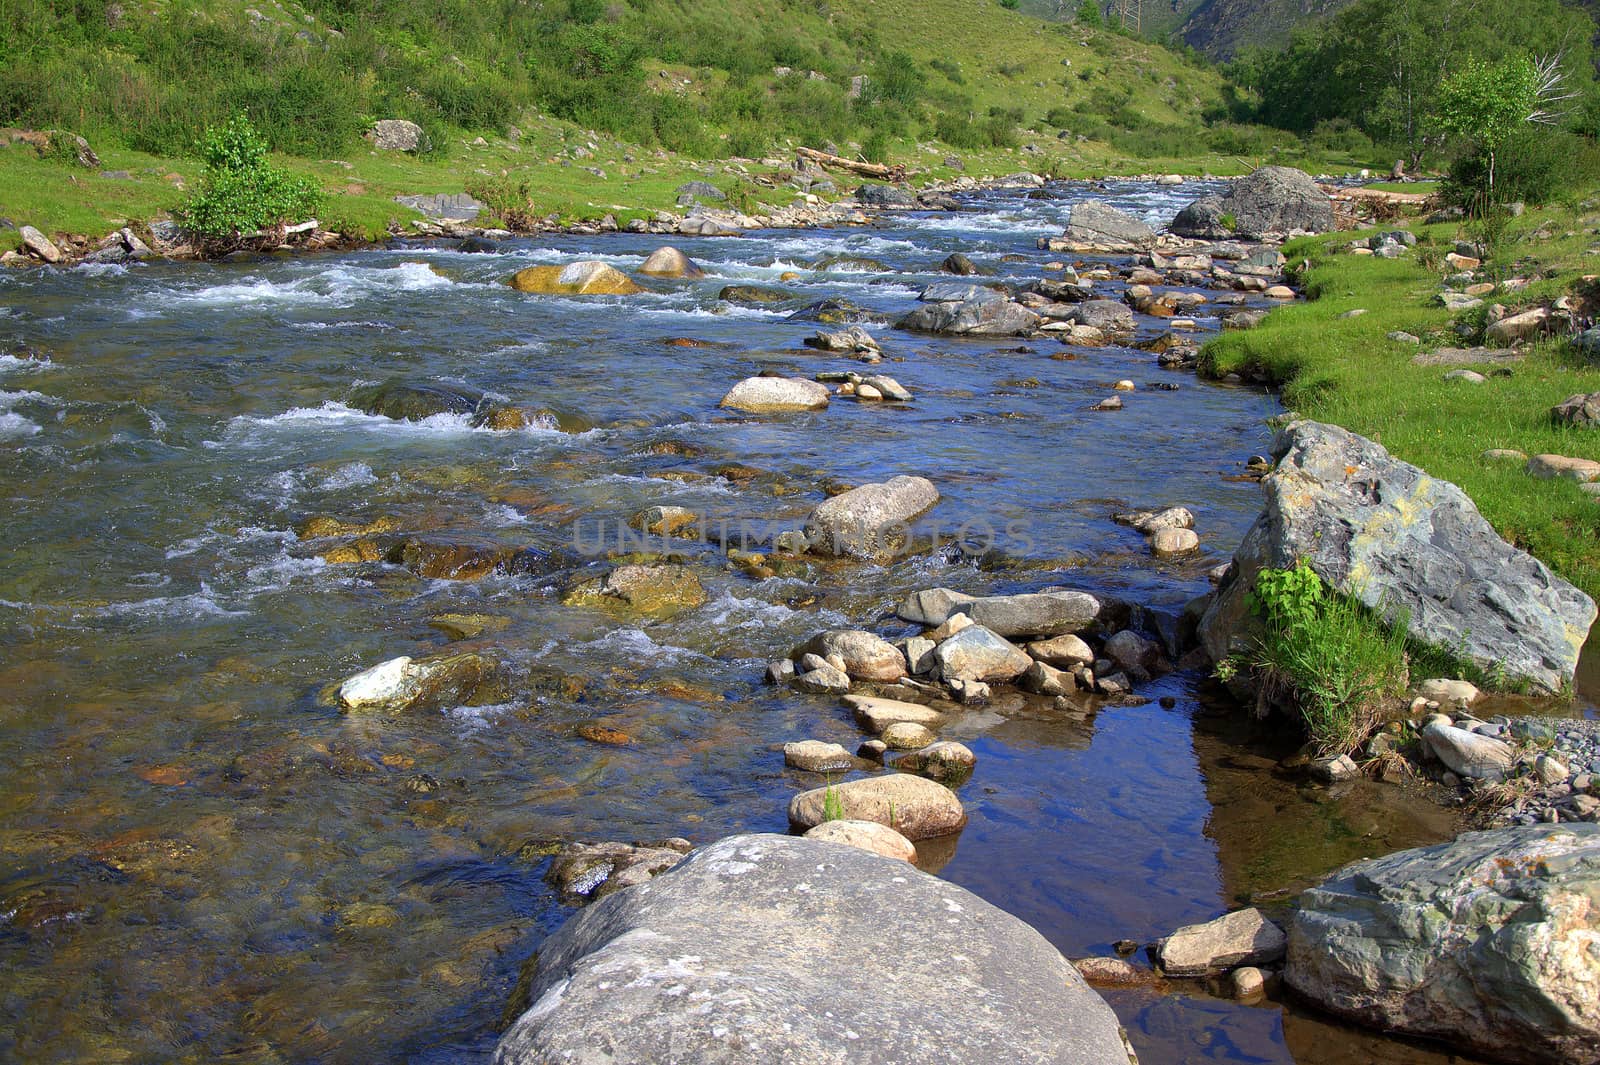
[0,181,1482,1062]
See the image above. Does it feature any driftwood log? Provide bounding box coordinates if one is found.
[796,147,908,183]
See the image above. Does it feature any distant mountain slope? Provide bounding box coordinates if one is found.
[1178,0,1354,58]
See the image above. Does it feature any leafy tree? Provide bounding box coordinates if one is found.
[1076,0,1102,26]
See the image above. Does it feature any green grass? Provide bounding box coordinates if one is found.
[0,0,1378,243]
[1201,195,1600,599]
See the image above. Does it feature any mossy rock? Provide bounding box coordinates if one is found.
[509,262,642,295]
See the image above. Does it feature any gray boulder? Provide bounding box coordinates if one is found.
[393,192,483,220]
[855,183,917,208]
[368,119,424,151]
[675,180,726,203]
[931,624,1033,682]
[1169,197,1230,239]
[897,298,1041,336]
[1551,392,1600,429]
[1171,167,1332,239]
[918,281,1006,304]
[1063,200,1156,249]
[1287,825,1600,1065]
[1065,300,1135,337]
[805,476,939,560]
[1157,908,1285,977]
[495,834,1136,1065]
[1421,721,1514,781]
[1199,420,1595,694]
[1574,327,1600,361]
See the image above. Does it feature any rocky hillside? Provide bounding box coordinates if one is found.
[1177,0,1354,58]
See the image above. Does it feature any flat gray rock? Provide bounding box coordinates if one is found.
[496,834,1136,1065]
[1063,200,1156,249]
[1287,825,1600,1065]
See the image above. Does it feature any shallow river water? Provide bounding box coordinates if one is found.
[0,180,1547,1063]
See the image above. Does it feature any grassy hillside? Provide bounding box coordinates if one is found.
[0,0,1367,242]
[1202,194,1600,599]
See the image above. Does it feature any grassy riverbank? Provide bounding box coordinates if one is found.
[1201,193,1600,600]
[0,0,1376,245]
[0,114,1366,247]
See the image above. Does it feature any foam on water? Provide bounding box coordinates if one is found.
[210,400,569,447]
[84,584,249,621]
[319,462,378,490]
[157,260,461,313]
[0,413,41,440]
[578,626,712,666]
[0,354,53,374]
[72,262,130,278]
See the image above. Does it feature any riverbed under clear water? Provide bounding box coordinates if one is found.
[1,180,1583,1063]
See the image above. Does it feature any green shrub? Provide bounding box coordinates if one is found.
[1443,126,1591,212]
[180,115,322,249]
[1217,560,1409,755]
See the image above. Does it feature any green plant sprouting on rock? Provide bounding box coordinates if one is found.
[1218,559,1409,756]
[180,114,322,251]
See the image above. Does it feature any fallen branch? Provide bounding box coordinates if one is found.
[796,147,907,183]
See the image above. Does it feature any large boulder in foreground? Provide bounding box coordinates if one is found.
[1171,166,1332,239]
[1199,421,1595,694]
[805,475,939,560]
[1063,200,1156,249]
[495,834,1136,1065]
[1287,825,1600,1065]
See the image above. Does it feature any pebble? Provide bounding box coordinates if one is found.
[1231,967,1265,999]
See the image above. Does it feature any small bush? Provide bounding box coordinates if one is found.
[1217,560,1409,755]
[1443,126,1591,212]
[180,115,322,250]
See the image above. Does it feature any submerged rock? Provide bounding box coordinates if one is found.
[348,379,485,421]
[805,475,939,560]
[1287,825,1600,1065]
[1199,420,1596,694]
[496,834,1134,1065]
[561,564,707,619]
[545,839,693,903]
[337,651,508,713]
[788,773,967,839]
